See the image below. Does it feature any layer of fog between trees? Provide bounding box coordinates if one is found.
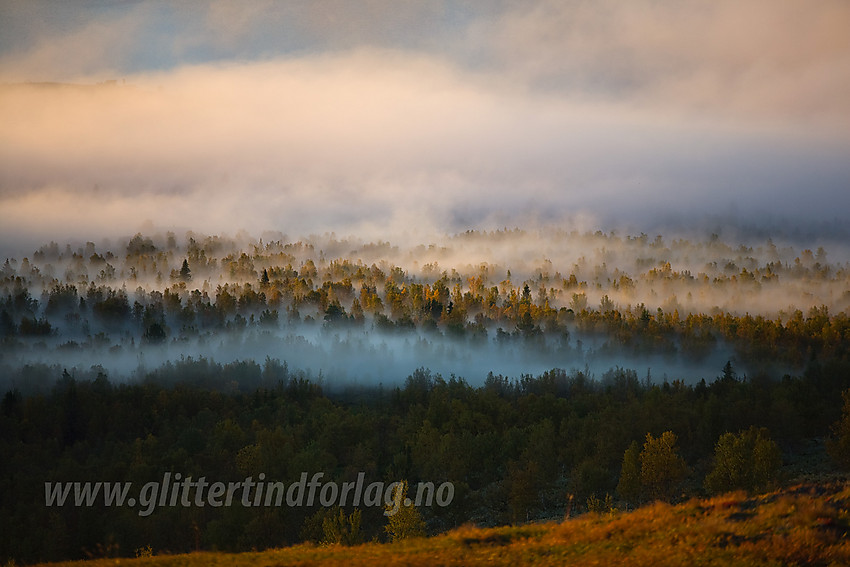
[2,227,849,390]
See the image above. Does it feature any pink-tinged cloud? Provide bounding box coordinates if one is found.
[0,2,848,251]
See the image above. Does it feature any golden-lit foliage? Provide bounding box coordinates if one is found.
[5,230,850,374]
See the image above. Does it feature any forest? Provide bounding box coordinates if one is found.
[2,228,850,563]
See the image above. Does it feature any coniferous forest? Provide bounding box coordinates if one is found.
[3,3,850,565]
[2,229,850,563]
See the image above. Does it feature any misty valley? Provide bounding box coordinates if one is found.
[3,227,850,562]
[4,228,848,388]
[3,1,850,563]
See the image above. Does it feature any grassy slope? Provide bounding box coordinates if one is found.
[35,483,850,567]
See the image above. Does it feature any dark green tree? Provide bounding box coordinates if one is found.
[143,322,167,344]
[828,389,850,470]
[180,259,192,281]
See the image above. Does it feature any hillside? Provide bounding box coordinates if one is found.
[32,483,850,567]
[3,231,850,563]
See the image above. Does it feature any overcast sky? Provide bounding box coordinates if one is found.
[1,0,849,251]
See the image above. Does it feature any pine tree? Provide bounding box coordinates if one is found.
[180,259,192,281]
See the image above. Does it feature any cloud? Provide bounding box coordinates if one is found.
[470,0,850,127]
[0,2,149,82]
[0,0,472,82]
[2,50,850,250]
[0,2,848,252]
[6,0,849,128]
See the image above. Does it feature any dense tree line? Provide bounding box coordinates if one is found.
[1,354,849,562]
[2,231,849,379]
[1,231,849,562]
[3,256,849,377]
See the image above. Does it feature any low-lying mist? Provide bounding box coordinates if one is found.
[2,2,849,393]
[2,228,841,392]
[0,320,739,394]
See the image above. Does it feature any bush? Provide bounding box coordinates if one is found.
[705,427,781,494]
[322,508,363,546]
[385,482,426,542]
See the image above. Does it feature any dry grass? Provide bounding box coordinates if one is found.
[34,483,850,567]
